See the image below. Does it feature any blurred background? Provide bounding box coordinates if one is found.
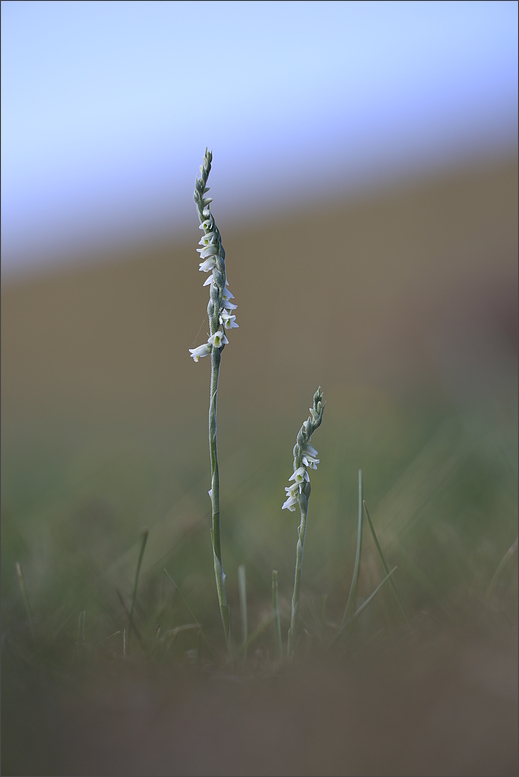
[2,0,518,276]
[2,1,517,773]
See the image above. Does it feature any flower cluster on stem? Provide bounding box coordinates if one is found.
[285,387,325,659]
[189,148,238,363]
[282,387,325,513]
[189,149,237,656]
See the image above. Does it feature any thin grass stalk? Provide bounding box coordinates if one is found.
[77,610,86,643]
[485,537,518,602]
[321,593,328,628]
[333,566,398,643]
[340,469,364,631]
[98,630,121,647]
[272,570,283,660]
[164,568,217,659]
[346,567,397,625]
[363,500,412,628]
[116,587,146,648]
[197,628,202,665]
[238,564,248,661]
[235,611,277,658]
[128,528,148,643]
[164,623,201,653]
[15,561,34,641]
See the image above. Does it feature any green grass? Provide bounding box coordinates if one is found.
[2,399,516,666]
[3,402,517,774]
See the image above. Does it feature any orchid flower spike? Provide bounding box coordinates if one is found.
[282,387,325,512]
[190,148,238,363]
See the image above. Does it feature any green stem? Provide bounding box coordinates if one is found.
[163,568,217,659]
[485,537,518,602]
[336,566,398,637]
[78,610,86,643]
[128,528,148,643]
[15,561,34,641]
[235,611,277,658]
[272,570,283,660]
[363,500,412,628]
[340,469,363,631]
[287,493,309,659]
[238,564,248,661]
[209,346,232,653]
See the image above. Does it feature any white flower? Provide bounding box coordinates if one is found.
[219,310,238,329]
[281,483,299,513]
[208,330,229,349]
[302,444,319,470]
[282,492,298,511]
[289,467,309,489]
[199,257,217,273]
[199,236,217,250]
[197,243,218,259]
[283,467,309,508]
[189,342,211,362]
[282,482,300,511]
[221,287,237,310]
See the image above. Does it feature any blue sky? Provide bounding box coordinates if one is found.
[1,0,517,276]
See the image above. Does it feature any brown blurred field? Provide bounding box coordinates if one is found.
[2,156,518,776]
[2,156,517,432]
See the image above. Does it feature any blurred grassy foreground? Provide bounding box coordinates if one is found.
[2,156,518,775]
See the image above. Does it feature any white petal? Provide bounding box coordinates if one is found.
[199,233,217,246]
[199,257,217,272]
[220,311,239,329]
[208,330,229,348]
[198,244,219,259]
[285,483,299,498]
[282,494,298,511]
[189,343,211,362]
[289,467,309,484]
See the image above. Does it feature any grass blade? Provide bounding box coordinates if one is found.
[363,500,412,628]
[127,528,148,644]
[272,570,283,660]
[235,611,277,659]
[115,588,146,649]
[163,568,217,659]
[340,469,364,630]
[336,566,398,638]
[15,562,34,641]
[485,537,518,602]
[77,610,86,643]
[350,566,398,622]
[238,564,248,660]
